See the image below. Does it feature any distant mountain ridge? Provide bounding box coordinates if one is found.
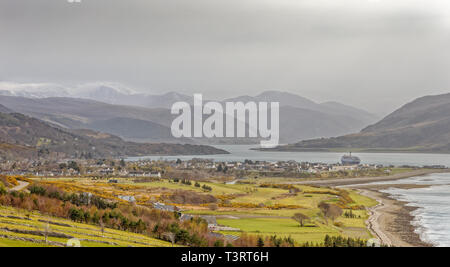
[0,83,378,144]
[76,85,193,108]
[0,82,192,109]
[223,91,378,143]
[225,91,376,121]
[268,93,450,153]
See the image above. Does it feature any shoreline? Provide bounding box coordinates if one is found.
[289,169,450,187]
[294,169,449,247]
[357,188,432,247]
[255,147,450,154]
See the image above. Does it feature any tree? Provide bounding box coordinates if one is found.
[69,208,84,222]
[292,213,310,227]
[214,240,224,247]
[0,184,6,195]
[217,164,223,172]
[318,202,343,224]
[68,161,80,172]
[257,237,265,247]
[208,203,218,211]
[43,222,51,244]
[163,232,176,247]
[324,235,332,247]
[176,230,190,244]
[99,220,105,237]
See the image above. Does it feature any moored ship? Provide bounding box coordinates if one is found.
[341,153,361,165]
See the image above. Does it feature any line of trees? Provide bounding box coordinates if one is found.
[323,235,369,247]
[29,184,117,210]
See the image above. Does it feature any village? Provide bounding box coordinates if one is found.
[0,157,389,178]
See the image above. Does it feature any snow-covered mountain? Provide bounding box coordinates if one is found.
[0,82,191,108]
[0,82,71,98]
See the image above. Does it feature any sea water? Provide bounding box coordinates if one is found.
[128,145,450,167]
[370,173,450,247]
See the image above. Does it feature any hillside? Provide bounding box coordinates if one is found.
[0,112,228,160]
[0,205,172,247]
[267,93,450,153]
[0,92,378,144]
[224,91,378,143]
[0,143,37,160]
[0,95,177,142]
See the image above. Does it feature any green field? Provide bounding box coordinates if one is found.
[217,217,343,244]
[184,184,376,244]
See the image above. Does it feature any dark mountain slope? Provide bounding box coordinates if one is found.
[0,95,176,142]
[0,104,12,113]
[0,112,227,159]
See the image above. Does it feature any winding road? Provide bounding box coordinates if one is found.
[9,181,29,192]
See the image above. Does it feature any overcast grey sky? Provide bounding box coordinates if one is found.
[0,0,449,115]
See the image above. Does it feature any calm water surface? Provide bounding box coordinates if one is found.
[128,145,450,167]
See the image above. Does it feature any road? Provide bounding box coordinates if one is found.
[9,181,29,192]
[285,169,450,187]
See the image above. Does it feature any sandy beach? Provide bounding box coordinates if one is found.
[357,188,431,247]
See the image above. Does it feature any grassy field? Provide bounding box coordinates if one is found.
[217,217,340,244]
[0,205,173,247]
[28,176,379,246]
[183,184,377,244]
[0,238,53,247]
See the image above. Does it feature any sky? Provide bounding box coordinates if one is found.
[0,0,449,115]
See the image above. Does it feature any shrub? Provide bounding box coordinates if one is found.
[214,240,224,247]
[29,185,47,196]
[202,185,212,192]
[0,183,7,195]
